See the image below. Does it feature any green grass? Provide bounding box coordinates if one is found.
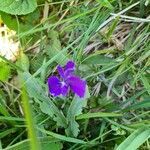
[0,0,150,150]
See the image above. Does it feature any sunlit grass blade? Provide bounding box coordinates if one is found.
[21,80,41,150]
[116,127,150,150]
[37,128,87,144]
[4,137,61,150]
[76,112,122,120]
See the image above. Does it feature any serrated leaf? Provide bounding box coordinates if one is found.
[22,72,67,128]
[65,86,90,137]
[0,0,37,15]
[116,127,150,150]
[40,101,54,117]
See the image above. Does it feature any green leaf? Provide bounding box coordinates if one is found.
[65,86,90,137]
[0,55,23,72]
[21,75,40,150]
[16,52,30,71]
[145,0,150,6]
[4,137,62,150]
[140,75,150,95]
[0,116,24,122]
[0,128,17,139]
[96,0,114,9]
[0,62,11,81]
[46,30,69,65]
[0,103,10,116]
[83,54,116,65]
[123,98,150,111]
[116,127,150,150]
[106,17,119,39]
[0,9,40,32]
[0,11,18,31]
[0,0,37,15]
[76,112,122,120]
[22,72,67,128]
[38,128,86,144]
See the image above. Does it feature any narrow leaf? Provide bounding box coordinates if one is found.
[116,127,150,150]
[76,112,122,120]
[4,137,62,150]
[21,77,41,150]
[38,128,86,144]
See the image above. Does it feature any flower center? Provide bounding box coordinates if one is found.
[61,81,66,87]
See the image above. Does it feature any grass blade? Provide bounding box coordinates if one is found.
[37,128,86,144]
[76,112,122,120]
[21,79,41,150]
[4,137,61,150]
[116,127,150,150]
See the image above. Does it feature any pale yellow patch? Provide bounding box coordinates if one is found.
[0,24,19,61]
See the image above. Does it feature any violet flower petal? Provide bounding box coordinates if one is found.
[65,60,75,77]
[47,76,61,96]
[65,60,75,71]
[57,65,65,78]
[67,75,86,98]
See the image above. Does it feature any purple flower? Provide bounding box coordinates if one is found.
[47,60,86,98]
